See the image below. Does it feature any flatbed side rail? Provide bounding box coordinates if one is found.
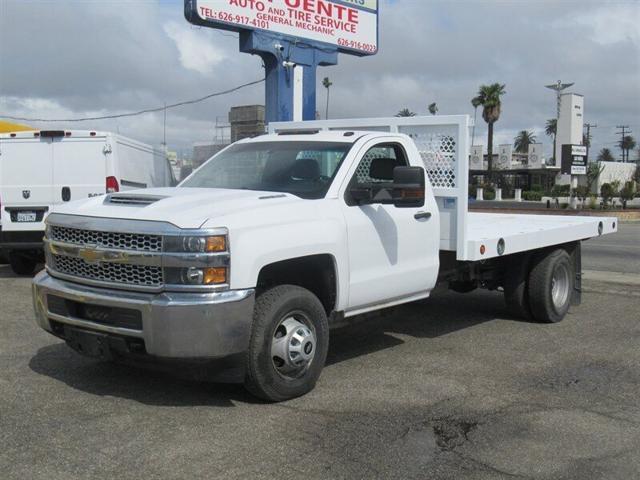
[269,116,471,259]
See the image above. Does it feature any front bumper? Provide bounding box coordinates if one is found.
[32,271,255,360]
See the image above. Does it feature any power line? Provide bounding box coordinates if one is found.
[0,78,265,123]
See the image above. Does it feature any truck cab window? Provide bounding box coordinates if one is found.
[351,143,408,186]
[345,143,409,206]
[180,141,352,200]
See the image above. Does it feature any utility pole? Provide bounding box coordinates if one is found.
[162,103,167,157]
[616,125,630,162]
[584,123,596,146]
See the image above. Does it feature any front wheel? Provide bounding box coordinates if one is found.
[244,285,329,402]
[527,249,574,323]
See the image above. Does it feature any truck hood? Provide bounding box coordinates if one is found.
[49,187,302,229]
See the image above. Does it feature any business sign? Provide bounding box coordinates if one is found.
[561,144,588,175]
[189,0,378,56]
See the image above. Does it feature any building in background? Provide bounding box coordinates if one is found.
[229,105,265,142]
[555,93,584,168]
[191,105,266,171]
[528,143,543,169]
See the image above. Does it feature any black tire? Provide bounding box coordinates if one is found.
[244,285,329,402]
[527,249,574,323]
[503,253,533,320]
[9,253,37,276]
[449,280,477,293]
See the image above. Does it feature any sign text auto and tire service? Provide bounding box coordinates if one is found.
[194,0,378,55]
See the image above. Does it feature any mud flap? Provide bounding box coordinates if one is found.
[568,242,582,306]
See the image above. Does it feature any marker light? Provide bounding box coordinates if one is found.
[203,267,227,285]
[206,235,226,252]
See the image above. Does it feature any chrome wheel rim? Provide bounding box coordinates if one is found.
[551,263,571,310]
[271,312,316,379]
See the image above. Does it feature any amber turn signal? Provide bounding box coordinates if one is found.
[206,235,227,252]
[203,267,227,285]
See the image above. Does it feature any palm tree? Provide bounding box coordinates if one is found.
[513,130,536,153]
[428,102,438,115]
[322,77,333,120]
[472,83,506,178]
[597,148,615,162]
[620,135,636,162]
[545,119,557,161]
[396,108,416,117]
[471,97,482,146]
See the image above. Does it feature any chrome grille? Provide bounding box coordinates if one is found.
[52,254,163,287]
[50,226,162,252]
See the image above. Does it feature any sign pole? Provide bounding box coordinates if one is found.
[184,0,378,124]
[239,31,338,123]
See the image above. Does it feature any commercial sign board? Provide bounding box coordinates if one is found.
[188,0,378,56]
[561,144,588,175]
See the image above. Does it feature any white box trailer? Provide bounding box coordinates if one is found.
[0,130,175,274]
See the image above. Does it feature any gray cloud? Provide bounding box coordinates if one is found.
[1,0,639,159]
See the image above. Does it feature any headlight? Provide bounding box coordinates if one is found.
[164,234,227,253]
[163,231,229,289]
[164,267,228,286]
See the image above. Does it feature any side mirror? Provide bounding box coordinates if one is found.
[349,187,374,204]
[392,166,425,208]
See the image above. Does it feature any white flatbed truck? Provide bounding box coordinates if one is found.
[32,116,617,401]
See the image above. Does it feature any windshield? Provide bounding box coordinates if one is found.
[180,141,351,199]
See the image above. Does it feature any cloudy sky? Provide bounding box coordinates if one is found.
[1,0,639,159]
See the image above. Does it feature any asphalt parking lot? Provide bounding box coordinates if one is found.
[1,225,639,480]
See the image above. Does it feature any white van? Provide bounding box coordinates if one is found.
[0,130,176,274]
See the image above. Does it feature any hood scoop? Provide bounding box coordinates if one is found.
[105,194,167,206]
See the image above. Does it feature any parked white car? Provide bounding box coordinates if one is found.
[0,130,175,274]
[31,116,616,401]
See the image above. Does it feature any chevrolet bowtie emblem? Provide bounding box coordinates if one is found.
[78,248,104,264]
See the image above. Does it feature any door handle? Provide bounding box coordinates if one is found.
[414,211,431,220]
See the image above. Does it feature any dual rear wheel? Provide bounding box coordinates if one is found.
[504,248,575,323]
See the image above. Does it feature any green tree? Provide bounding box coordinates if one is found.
[472,83,506,178]
[545,119,557,162]
[428,102,438,115]
[620,135,636,162]
[586,162,605,193]
[620,182,635,208]
[395,108,416,117]
[513,130,537,153]
[322,77,333,120]
[597,148,615,162]
[600,183,615,208]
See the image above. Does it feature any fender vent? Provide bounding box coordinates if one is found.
[105,194,166,206]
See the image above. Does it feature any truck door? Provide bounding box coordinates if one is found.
[0,136,54,231]
[52,136,106,202]
[340,140,440,310]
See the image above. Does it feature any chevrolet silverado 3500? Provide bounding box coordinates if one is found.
[32,116,617,401]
